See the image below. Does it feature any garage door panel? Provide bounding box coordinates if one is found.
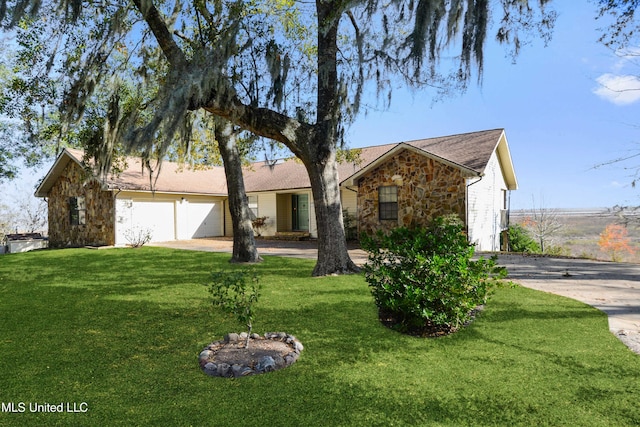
[116,198,176,244]
[134,201,176,242]
[187,202,222,238]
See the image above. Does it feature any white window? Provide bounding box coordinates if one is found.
[248,195,258,219]
[69,196,86,226]
[378,186,398,221]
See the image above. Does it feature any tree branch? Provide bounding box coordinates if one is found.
[132,0,187,68]
[203,100,311,159]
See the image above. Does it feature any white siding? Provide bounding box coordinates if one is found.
[341,188,358,215]
[308,192,317,237]
[466,152,508,251]
[249,192,278,236]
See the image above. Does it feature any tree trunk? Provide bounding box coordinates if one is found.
[303,1,359,276]
[215,121,262,264]
[305,150,359,276]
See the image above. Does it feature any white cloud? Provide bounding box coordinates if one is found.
[593,74,640,105]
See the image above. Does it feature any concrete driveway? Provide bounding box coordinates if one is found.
[496,254,640,354]
[151,238,640,354]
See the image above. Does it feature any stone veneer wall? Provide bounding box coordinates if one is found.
[357,149,467,235]
[47,161,115,247]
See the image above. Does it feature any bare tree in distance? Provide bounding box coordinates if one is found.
[0,190,46,235]
[520,197,563,254]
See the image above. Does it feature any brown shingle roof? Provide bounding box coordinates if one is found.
[403,128,504,174]
[36,129,509,197]
[105,156,228,195]
[244,129,506,192]
[36,148,227,197]
[242,143,396,192]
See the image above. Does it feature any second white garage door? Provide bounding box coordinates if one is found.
[186,201,223,238]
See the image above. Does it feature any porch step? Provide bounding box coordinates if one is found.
[274,231,311,241]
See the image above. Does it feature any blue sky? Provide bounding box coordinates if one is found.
[3,1,640,210]
[346,1,640,209]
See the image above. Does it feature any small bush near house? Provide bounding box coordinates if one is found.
[508,223,541,253]
[343,210,358,241]
[124,226,153,248]
[207,269,261,348]
[361,215,507,336]
[252,216,269,237]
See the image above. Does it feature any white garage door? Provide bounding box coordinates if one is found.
[116,198,176,244]
[187,201,223,238]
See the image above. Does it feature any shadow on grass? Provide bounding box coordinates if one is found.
[2,247,640,426]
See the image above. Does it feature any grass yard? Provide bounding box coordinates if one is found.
[0,247,639,426]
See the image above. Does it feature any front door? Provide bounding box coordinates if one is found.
[292,194,309,231]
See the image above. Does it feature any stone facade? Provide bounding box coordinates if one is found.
[47,161,115,247]
[357,149,467,235]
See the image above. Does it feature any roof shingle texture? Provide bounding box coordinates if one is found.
[62,128,504,195]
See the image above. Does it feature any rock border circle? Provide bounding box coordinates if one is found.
[199,332,304,378]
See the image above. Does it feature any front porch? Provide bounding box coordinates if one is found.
[273,231,311,241]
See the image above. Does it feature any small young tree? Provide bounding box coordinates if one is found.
[207,270,261,348]
[599,224,636,262]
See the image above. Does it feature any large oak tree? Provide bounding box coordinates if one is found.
[1,0,556,275]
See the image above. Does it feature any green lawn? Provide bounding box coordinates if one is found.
[0,247,638,426]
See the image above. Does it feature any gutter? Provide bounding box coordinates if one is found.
[465,175,484,237]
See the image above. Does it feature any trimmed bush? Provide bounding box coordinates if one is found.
[361,215,507,335]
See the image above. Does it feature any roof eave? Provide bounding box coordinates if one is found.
[34,149,84,198]
[496,131,518,190]
[113,188,228,197]
[341,143,480,187]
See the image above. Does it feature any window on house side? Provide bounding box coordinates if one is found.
[378,186,398,220]
[248,195,258,219]
[69,196,86,226]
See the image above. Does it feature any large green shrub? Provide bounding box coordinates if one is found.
[361,216,507,335]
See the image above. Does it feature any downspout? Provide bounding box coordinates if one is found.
[465,175,483,239]
[506,189,512,251]
[112,188,122,246]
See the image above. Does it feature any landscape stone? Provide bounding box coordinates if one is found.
[256,356,276,373]
[224,333,240,343]
[203,363,217,376]
[217,363,231,377]
[199,349,214,360]
[199,331,304,378]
